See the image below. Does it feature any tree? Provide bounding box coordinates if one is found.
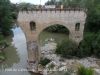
[77,40,92,58]
[45,0,80,8]
[84,0,100,33]
[77,32,97,58]
[93,35,100,58]
[0,0,12,35]
[55,38,78,59]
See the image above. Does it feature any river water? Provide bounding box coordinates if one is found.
[0,23,68,75]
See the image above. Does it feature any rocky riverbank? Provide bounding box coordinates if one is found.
[39,46,100,75]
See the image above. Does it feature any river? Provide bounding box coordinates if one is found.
[0,23,68,75]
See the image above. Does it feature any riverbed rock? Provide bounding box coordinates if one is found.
[0,60,3,63]
[94,69,100,75]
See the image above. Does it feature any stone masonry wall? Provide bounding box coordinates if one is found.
[17,9,86,61]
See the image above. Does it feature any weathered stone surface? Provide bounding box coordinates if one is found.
[17,9,86,66]
[27,41,38,51]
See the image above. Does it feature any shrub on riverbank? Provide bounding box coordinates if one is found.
[0,35,8,47]
[55,38,78,59]
[93,35,100,58]
[77,32,100,58]
[78,66,94,75]
[77,40,92,58]
[39,58,50,66]
[0,51,5,56]
[0,51,5,60]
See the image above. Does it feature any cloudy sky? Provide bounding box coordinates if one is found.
[10,0,48,5]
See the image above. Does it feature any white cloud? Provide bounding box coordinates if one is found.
[10,0,48,5]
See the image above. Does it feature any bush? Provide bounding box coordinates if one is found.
[0,40,8,47]
[0,35,4,40]
[48,63,55,69]
[77,40,92,58]
[93,35,100,58]
[58,39,78,59]
[77,32,97,58]
[0,51,5,56]
[78,66,94,75]
[45,24,69,34]
[39,58,50,66]
[11,12,17,19]
[55,44,62,54]
[83,32,97,52]
[0,35,8,47]
[55,38,78,58]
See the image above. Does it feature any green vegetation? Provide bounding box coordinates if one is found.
[55,38,78,59]
[84,0,100,33]
[77,32,97,58]
[78,66,94,75]
[45,24,69,34]
[45,0,81,8]
[39,58,50,66]
[93,34,100,58]
[48,63,55,69]
[0,0,14,62]
[0,51,5,56]
[0,0,12,36]
[0,51,5,60]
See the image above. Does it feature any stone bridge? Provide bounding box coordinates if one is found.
[17,8,86,70]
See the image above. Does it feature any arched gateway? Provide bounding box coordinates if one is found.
[17,9,86,71]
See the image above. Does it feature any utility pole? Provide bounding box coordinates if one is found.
[40,0,41,5]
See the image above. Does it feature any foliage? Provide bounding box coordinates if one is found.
[48,63,55,69]
[84,0,100,33]
[77,40,92,58]
[0,0,12,35]
[45,0,81,8]
[55,44,62,54]
[11,12,17,19]
[55,38,78,59]
[0,40,8,47]
[77,32,98,58]
[45,24,69,34]
[0,35,8,47]
[0,51,5,60]
[93,35,100,58]
[78,66,94,75]
[18,2,36,9]
[0,51,5,56]
[0,35,4,40]
[39,58,50,66]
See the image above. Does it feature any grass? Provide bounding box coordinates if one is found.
[78,66,94,75]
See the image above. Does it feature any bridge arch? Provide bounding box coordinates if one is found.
[38,23,70,39]
[37,21,73,39]
[17,9,86,70]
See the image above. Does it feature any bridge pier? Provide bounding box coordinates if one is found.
[27,41,39,72]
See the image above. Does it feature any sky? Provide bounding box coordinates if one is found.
[10,0,48,5]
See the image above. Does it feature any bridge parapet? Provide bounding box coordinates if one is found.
[20,8,86,13]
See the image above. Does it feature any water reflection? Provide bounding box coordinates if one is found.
[0,23,40,75]
[0,30,20,69]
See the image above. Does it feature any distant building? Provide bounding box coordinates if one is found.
[42,5,56,9]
